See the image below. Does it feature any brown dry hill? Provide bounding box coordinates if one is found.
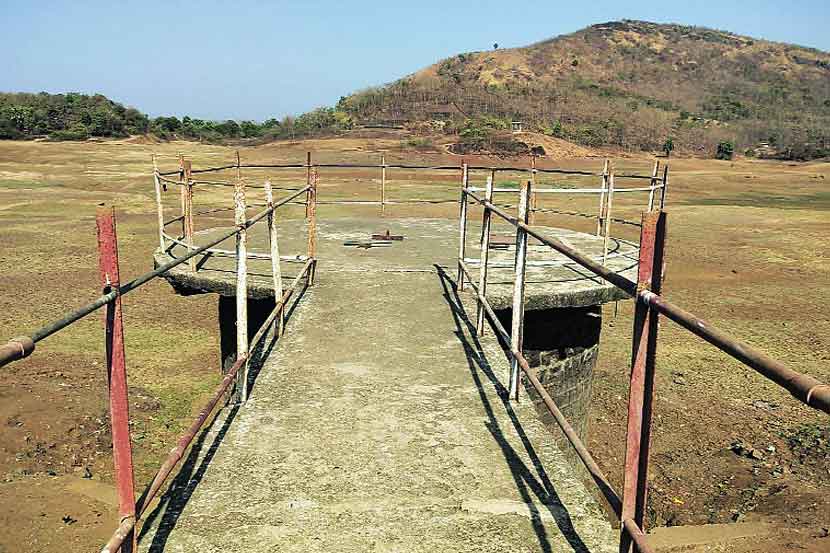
[339,20,830,158]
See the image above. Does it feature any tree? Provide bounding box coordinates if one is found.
[493,43,499,50]
[215,120,241,137]
[662,137,674,157]
[240,120,262,138]
[716,140,734,160]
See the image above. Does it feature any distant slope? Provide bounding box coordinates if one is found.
[338,20,830,158]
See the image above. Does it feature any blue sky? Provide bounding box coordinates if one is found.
[2,1,828,121]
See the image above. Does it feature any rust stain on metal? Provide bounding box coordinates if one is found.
[96,206,137,553]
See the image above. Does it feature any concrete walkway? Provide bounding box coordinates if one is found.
[141,256,618,552]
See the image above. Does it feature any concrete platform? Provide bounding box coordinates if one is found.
[141,216,638,551]
[154,217,637,309]
[139,266,618,552]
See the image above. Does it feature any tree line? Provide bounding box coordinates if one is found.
[0,92,354,142]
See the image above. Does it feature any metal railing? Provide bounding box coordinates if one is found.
[458,176,829,553]
[0,180,316,553]
[150,152,665,268]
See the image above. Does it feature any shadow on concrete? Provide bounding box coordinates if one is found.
[139,402,240,552]
[245,279,310,398]
[435,265,591,553]
[137,281,310,551]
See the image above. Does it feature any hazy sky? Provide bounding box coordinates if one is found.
[2,1,828,121]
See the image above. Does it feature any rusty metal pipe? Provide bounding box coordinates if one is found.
[0,336,35,367]
[248,260,313,352]
[97,207,138,552]
[99,516,136,553]
[132,354,247,522]
[1,187,310,369]
[465,191,638,296]
[622,518,656,553]
[514,350,623,517]
[466,190,829,417]
[640,291,830,414]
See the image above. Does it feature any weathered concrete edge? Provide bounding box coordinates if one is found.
[154,249,279,299]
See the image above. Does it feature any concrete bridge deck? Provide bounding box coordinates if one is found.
[142,218,628,552]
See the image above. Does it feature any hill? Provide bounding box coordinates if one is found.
[337,20,830,159]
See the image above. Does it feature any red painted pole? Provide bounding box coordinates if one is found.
[97,206,137,553]
[620,210,666,553]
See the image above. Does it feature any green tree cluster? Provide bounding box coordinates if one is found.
[0,92,150,140]
[0,92,354,144]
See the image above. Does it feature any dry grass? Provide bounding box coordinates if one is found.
[0,138,827,551]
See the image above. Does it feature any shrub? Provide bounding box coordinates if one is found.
[716,141,734,160]
[543,120,564,138]
[49,124,90,141]
[663,137,675,157]
[0,118,24,139]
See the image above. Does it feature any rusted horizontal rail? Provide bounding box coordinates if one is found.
[102,258,314,553]
[464,190,640,296]
[0,186,310,369]
[157,174,303,191]
[464,188,830,417]
[314,199,457,206]
[623,518,657,553]
[514,350,623,516]
[159,162,655,179]
[640,291,830,414]
[462,247,639,268]
[468,185,663,194]
[530,206,642,228]
[459,258,623,516]
[161,232,308,263]
[159,163,462,177]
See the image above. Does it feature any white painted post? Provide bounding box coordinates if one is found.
[152,154,165,251]
[457,163,469,291]
[596,159,609,236]
[529,155,538,225]
[182,159,195,272]
[648,160,660,212]
[234,178,249,403]
[307,167,318,285]
[476,172,495,336]
[509,180,532,401]
[178,155,186,240]
[602,162,615,264]
[381,154,387,217]
[264,179,284,336]
[305,151,312,219]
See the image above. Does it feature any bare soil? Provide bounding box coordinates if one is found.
[0,137,827,551]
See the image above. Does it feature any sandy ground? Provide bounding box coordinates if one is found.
[0,136,827,552]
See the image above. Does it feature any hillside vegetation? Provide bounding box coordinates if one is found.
[0,92,151,141]
[0,92,352,143]
[339,20,830,159]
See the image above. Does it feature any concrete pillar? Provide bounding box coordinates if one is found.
[496,305,602,453]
